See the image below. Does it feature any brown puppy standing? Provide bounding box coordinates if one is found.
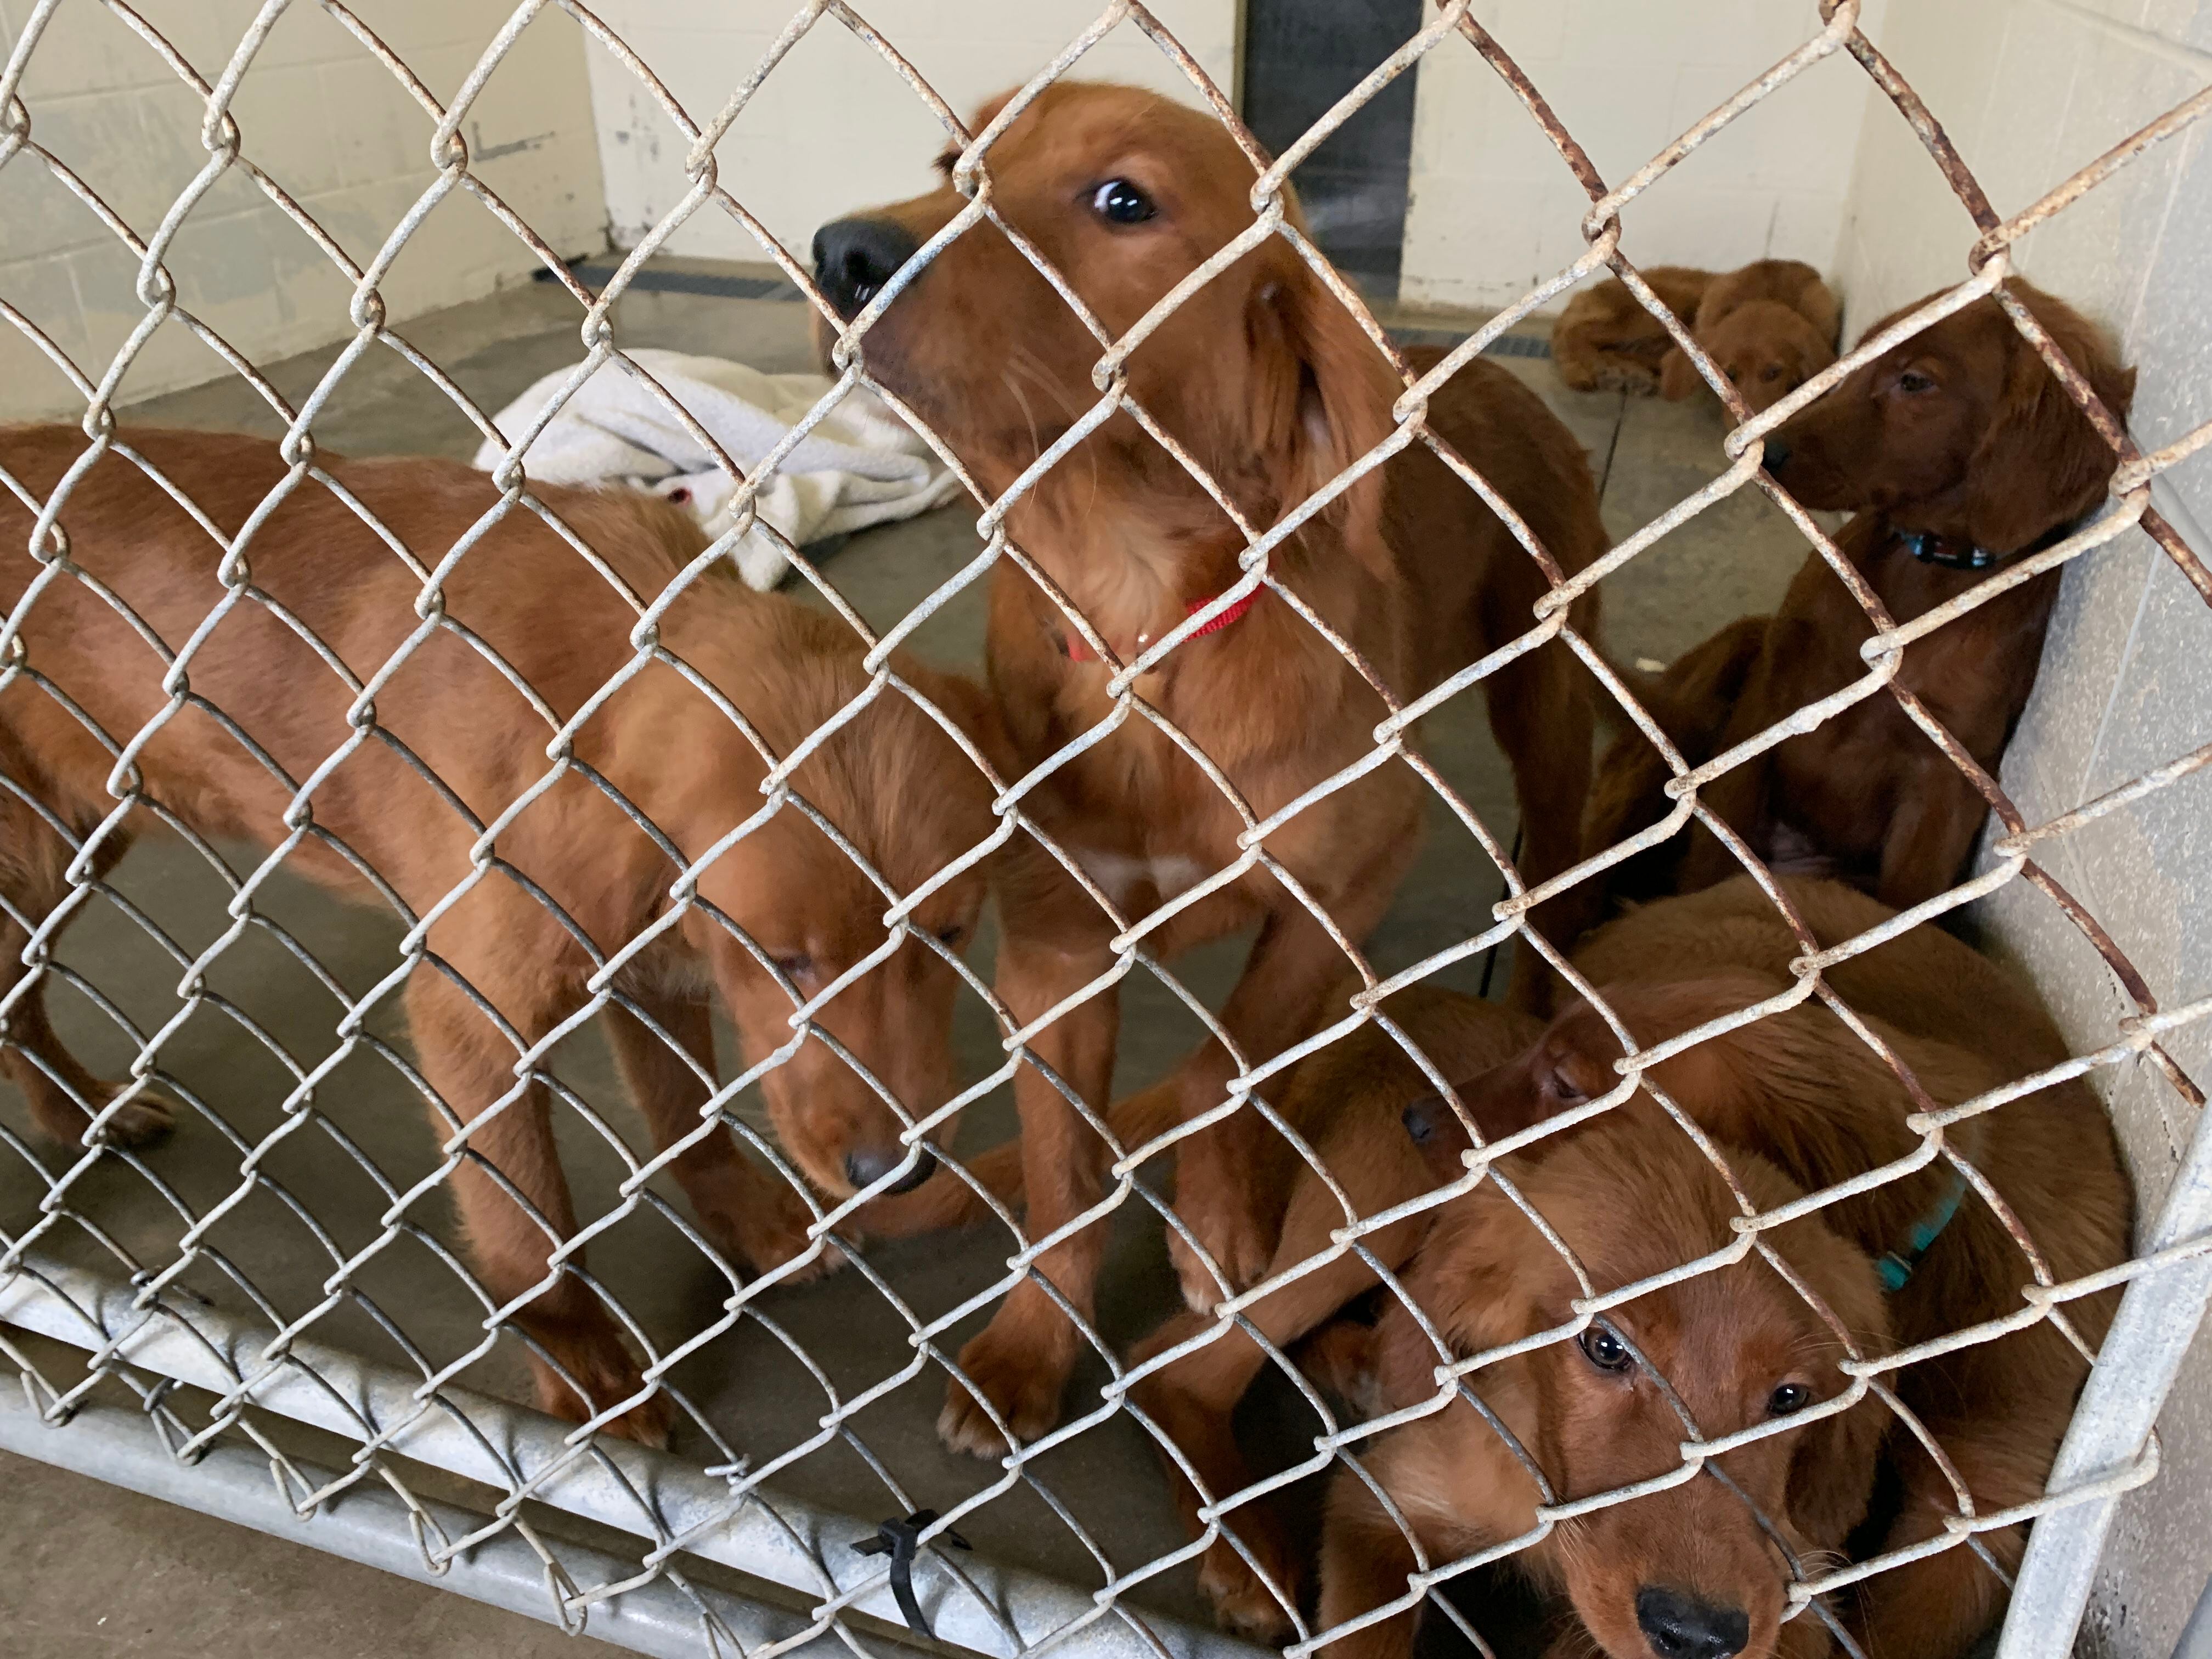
[1659,259,1841,414]
[810,82,1609,1452]
[1593,281,2134,908]
[0,427,1000,1440]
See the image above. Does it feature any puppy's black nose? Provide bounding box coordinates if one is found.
[846,1145,936,1195]
[1760,436,1793,476]
[1401,1094,1442,1144]
[1636,1588,1749,1659]
[811,217,921,320]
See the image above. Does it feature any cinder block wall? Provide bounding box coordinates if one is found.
[583,0,1237,266]
[1828,4,2212,1655]
[0,0,606,421]
[1396,0,1892,312]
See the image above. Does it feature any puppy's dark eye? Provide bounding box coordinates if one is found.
[1760,364,1784,382]
[771,953,815,985]
[1579,1324,1633,1373]
[1896,370,1937,394]
[1543,1064,1587,1107]
[1768,1383,1811,1415]
[1090,178,1156,224]
[934,925,966,949]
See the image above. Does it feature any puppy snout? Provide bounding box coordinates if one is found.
[1635,1587,1750,1659]
[811,217,921,320]
[1401,1094,1444,1144]
[846,1144,936,1195]
[1759,436,1792,476]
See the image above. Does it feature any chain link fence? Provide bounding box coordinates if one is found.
[3,2,2210,1657]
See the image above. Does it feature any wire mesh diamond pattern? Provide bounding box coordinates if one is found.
[2,2,2210,1656]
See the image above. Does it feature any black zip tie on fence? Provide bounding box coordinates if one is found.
[852,1508,968,1638]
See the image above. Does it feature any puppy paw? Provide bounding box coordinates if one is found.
[601,1392,676,1449]
[533,1352,674,1449]
[1199,1534,1299,1646]
[706,1181,845,1286]
[937,1322,1070,1458]
[1166,1201,1273,1314]
[90,1084,176,1149]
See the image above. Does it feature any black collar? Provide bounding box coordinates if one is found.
[1893,517,2078,572]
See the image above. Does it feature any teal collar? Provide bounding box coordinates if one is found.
[1878,1171,1969,1293]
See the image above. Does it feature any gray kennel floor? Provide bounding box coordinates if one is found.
[0,261,1815,1657]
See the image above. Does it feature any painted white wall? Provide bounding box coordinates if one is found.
[1831,0,2212,333]
[0,0,605,421]
[1827,6,2212,1657]
[583,0,1237,266]
[1399,0,1889,312]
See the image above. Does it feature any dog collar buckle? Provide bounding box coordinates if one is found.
[1897,529,1996,571]
[1878,1169,1970,1293]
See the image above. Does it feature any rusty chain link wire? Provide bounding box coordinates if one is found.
[2,0,2210,1655]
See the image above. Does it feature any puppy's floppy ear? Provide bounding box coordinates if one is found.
[1793,273,1842,348]
[1962,285,2132,554]
[1781,1223,1894,1549]
[1658,345,1702,401]
[1369,1182,1556,1412]
[1798,336,1837,387]
[1247,253,1400,580]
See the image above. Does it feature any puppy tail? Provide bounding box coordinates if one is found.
[850,1087,1189,1237]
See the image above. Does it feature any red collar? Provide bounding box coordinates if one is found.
[1063,588,1261,663]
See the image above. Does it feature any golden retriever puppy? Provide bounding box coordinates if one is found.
[0,426,1001,1440]
[1553,267,1715,394]
[1661,259,1841,413]
[1317,1104,1891,1659]
[810,81,1610,1454]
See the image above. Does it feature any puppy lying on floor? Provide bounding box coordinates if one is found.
[1590,280,2135,911]
[1131,878,2128,1659]
[1552,261,1837,414]
[1553,267,1714,395]
[1321,1104,1888,1659]
[1660,259,1841,414]
[0,426,1001,1441]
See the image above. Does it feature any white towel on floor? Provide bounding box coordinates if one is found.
[471,349,962,590]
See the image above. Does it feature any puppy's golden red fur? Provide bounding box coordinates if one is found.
[0,426,999,1440]
[1553,267,1714,395]
[1319,1108,1889,1659]
[1406,878,2130,1659]
[1126,988,1541,1642]
[814,82,1610,1453]
[1592,281,2134,909]
[1132,879,2128,1659]
[1660,259,1841,413]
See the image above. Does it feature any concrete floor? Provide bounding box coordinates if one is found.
[0,262,1814,1655]
[0,1440,628,1658]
